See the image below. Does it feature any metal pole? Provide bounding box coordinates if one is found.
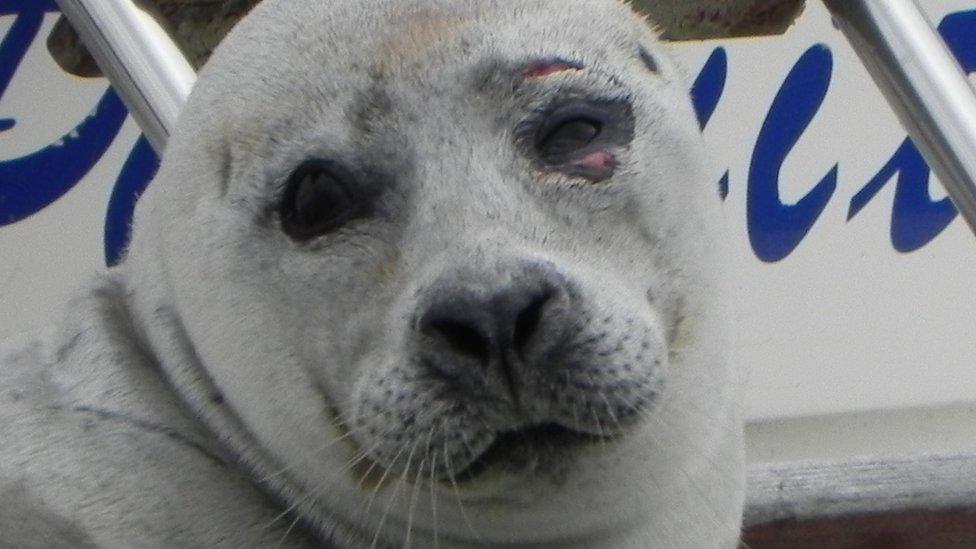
[824,0,976,239]
[53,0,196,154]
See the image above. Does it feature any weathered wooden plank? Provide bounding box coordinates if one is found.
[747,453,976,526]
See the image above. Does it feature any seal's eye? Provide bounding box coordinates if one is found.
[537,118,602,159]
[280,160,361,241]
[535,105,605,163]
[519,99,634,181]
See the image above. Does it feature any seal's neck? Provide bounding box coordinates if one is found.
[113,255,371,546]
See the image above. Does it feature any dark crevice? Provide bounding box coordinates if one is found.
[63,405,228,468]
[452,423,612,483]
[428,319,491,366]
[512,290,552,359]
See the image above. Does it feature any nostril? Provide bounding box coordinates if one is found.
[426,318,491,365]
[513,290,553,359]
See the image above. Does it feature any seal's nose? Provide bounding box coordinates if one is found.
[415,261,573,402]
[420,285,553,365]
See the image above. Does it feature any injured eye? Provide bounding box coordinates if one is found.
[536,110,603,160]
[279,159,364,241]
[526,99,635,181]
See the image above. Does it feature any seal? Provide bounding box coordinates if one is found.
[2,0,745,547]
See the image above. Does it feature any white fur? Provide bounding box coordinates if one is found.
[0,1,744,547]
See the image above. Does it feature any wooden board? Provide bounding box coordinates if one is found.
[745,453,976,547]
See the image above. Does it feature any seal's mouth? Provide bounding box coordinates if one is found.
[453,423,613,483]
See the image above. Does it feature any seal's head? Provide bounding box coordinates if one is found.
[124,0,744,546]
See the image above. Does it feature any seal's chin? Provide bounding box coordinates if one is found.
[453,423,615,483]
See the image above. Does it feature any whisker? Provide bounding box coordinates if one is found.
[265,419,403,534]
[370,440,419,549]
[630,401,743,541]
[609,406,717,547]
[429,443,440,549]
[443,443,482,544]
[267,442,379,539]
[275,507,306,549]
[362,442,409,523]
[600,392,623,433]
[404,433,431,549]
[457,429,479,464]
[259,407,390,485]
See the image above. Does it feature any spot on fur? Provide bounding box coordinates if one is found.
[638,46,659,73]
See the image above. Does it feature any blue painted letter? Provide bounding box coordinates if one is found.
[748,45,836,262]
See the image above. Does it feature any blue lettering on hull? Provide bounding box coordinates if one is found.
[1,4,975,265]
[747,44,837,263]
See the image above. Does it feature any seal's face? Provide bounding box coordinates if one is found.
[133,0,744,546]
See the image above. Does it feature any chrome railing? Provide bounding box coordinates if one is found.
[825,0,976,239]
[53,0,195,153]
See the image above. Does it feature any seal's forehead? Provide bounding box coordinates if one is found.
[370,9,471,74]
[186,0,665,159]
[211,0,655,84]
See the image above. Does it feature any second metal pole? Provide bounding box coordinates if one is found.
[825,0,976,239]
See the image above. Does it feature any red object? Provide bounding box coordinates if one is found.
[523,60,583,79]
[743,508,976,549]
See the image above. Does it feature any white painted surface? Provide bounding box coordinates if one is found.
[2,2,976,462]
[668,0,976,424]
[0,12,143,341]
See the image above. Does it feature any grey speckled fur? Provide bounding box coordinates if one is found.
[2,1,744,547]
[0,481,98,549]
[0,283,319,547]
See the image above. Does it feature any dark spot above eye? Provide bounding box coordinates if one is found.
[639,46,659,73]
